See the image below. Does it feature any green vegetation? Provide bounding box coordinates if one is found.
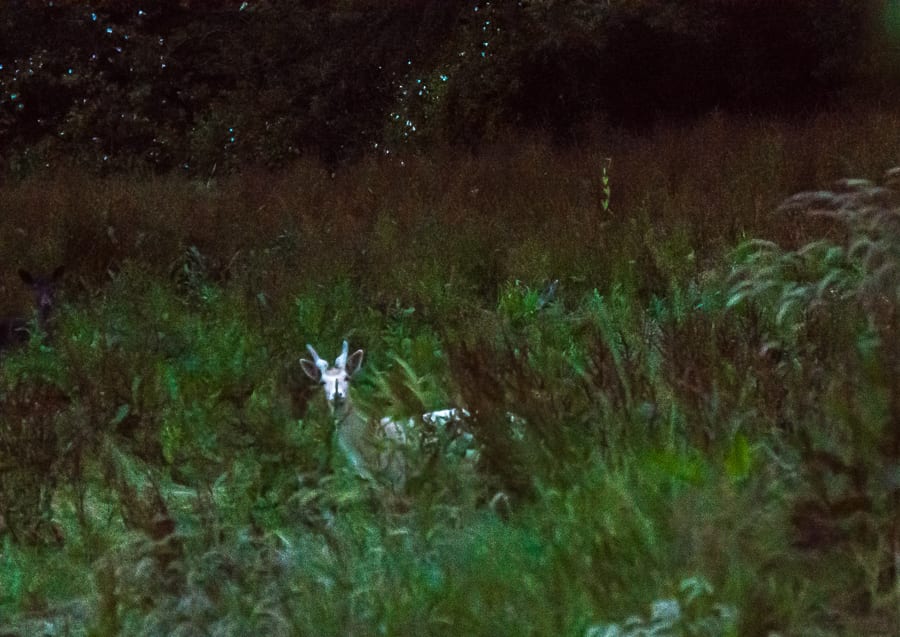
[0,109,899,635]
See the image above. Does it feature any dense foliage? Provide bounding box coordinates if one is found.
[0,109,898,634]
[2,2,900,634]
[1,0,895,173]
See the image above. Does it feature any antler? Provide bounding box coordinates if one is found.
[335,340,350,369]
[306,344,329,373]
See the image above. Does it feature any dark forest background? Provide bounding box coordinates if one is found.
[2,0,899,174]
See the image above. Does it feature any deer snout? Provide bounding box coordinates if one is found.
[326,381,348,405]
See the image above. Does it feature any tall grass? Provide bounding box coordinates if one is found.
[0,106,899,635]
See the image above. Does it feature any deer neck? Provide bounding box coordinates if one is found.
[37,305,52,330]
[331,400,372,474]
[333,398,360,431]
[335,405,373,450]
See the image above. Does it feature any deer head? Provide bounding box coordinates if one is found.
[299,340,365,416]
[1,266,66,352]
[19,266,65,326]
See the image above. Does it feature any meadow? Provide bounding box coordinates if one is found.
[0,107,898,635]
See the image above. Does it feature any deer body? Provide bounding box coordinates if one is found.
[301,342,408,490]
[0,267,65,353]
[301,342,483,492]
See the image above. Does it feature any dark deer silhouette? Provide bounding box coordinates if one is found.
[0,266,65,353]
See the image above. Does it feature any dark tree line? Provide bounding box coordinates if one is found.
[0,0,895,174]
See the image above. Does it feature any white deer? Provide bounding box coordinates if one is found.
[300,341,476,491]
[0,266,65,354]
[300,341,410,490]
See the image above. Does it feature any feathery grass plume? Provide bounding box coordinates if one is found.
[731,169,900,330]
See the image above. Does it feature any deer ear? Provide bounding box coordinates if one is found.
[346,349,364,375]
[299,358,322,381]
[18,269,33,285]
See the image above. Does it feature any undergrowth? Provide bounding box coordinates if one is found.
[0,109,899,635]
